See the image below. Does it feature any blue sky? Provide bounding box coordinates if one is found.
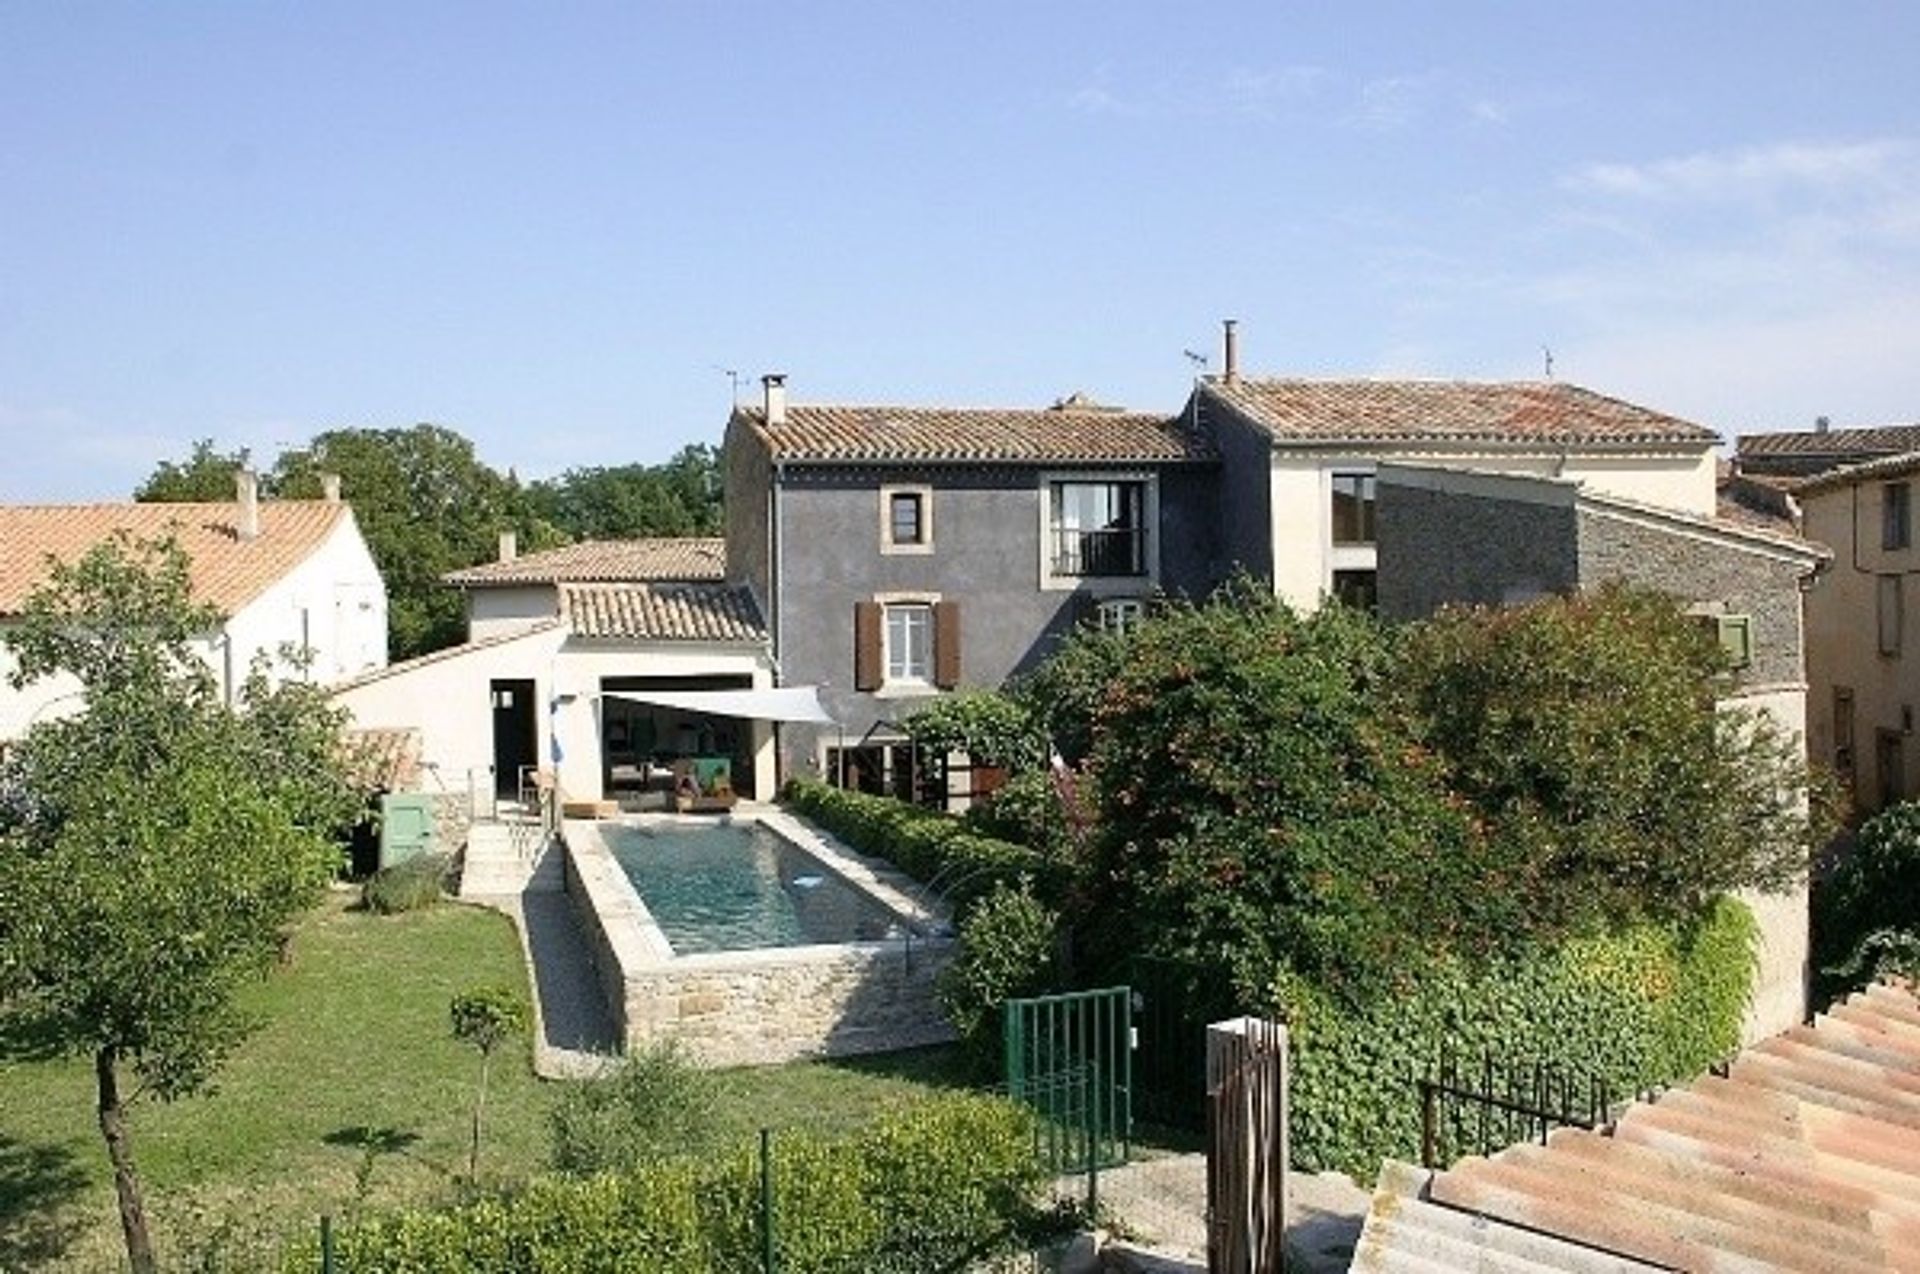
[4,3,1918,501]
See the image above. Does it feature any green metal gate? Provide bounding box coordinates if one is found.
[1003,986,1133,1173]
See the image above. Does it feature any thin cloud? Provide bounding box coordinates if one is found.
[1066,63,1327,121]
[1567,139,1911,201]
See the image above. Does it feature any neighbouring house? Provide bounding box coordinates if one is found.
[332,532,795,807]
[723,374,1220,792]
[1736,418,1920,480]
[1796,451,1920,815]
[1375,462,1831,1041]
[0,471,387,742]
[1192,320,1722,611]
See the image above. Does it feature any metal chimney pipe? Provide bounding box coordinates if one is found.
[236,468,261,541]
[1223,319,1239,385]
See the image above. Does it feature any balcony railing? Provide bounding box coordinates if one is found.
[1052,526,1144,577]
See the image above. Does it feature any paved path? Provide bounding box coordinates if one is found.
[1093,1153,1367,1272]
[466,886,619,1079]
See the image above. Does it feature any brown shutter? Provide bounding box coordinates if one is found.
[933,600,962,688]
[854,601,882,691]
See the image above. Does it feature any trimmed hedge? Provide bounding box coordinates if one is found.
[313,1093,1046,1273]
[1276,896,1757,1177]
[783,778,1059,913]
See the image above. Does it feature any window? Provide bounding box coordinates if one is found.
[1330,473,1377,546]
[1096,597,1145,635]
[1835,687,1856,780]
[885,603,933,683]
[1880,575,1904,657]
[880,484,933,554]
[1886,482,1913,551]
[1713,614,1753,670]
[1050,480,1145,577]
[1331,569,1378,612]
[1879,729,1907,808]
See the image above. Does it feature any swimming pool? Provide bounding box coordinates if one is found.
[604,821,911,954]
[563,811,957,1065]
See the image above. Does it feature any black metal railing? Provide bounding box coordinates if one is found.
[1418,1052,1611,1168]
[1051,526,1144,577]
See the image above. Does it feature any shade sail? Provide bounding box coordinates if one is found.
[604,686,835,724]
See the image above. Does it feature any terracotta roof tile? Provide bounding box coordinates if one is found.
[1356,981,1920,1272]
[1740,424,1920,460]
[1204,378,1718,447]
[0,501,350,617]
[561,583,766,644]
[1795,451,1920,498]
[733,403,1214,465]
[444,538,725,586]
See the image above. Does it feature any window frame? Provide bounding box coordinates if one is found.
[879,483,934,556]
[1038,470,1159,592]
[1330,471,1378,547]
[1887,482,1913,552]
[883,601,935,685]
[1834,685,1856,780]
[1880,574,1904,658]
[1095,597,1145,636]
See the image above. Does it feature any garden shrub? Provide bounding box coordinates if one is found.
[1814,800,1920,997]
[962,769,1071,855]
[549,1041,722,1176]
[1275,897,1756,1177]
[310,1092,1045,1273]
[360,852,447,914]
[902,690,1047,772]
[937,879,1062,1072]
[782,778,1056,913]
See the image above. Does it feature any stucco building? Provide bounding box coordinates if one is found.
[0,473,386,742]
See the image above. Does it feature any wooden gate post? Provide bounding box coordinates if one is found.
[1205,1016,1288,1273]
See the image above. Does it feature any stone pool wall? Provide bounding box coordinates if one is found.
[563,812,956,1067]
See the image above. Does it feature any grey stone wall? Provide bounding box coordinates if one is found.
[1576,509,1807,689]
[1204,397,1276,584]
[1377,484,1580,622]
[770,463,1217,775]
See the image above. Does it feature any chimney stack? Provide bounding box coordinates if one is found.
[1222,319,1239,385]
[236,468,261,542]
[498,530,518,563]
[1815,414,1831,435]
[320,472,342,503]
[763,373,788,426]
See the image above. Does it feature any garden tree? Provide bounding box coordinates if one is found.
[132,438,254,502]
[0,535,360,1274]
[449,985,527,1180]
[1812,800,1920,997]
[1399,582,1838,934]
[902,690,1048,773]
[527,443,724,541]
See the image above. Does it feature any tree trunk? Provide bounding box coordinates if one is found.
[96,1048,156,1274]
[469,1051,491,1180]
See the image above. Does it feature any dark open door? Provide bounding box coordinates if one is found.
[491,679,538,798]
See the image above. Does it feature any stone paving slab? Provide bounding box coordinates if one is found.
[1090,1153,1366,1272]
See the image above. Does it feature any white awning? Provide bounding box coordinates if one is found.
[604,686,835,725]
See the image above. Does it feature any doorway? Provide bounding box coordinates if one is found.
[490,679,538,798]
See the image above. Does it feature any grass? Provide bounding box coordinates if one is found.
[0,891,976,1271]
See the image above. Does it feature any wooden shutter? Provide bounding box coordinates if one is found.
[854,601,882,691]
[933,601,962,688]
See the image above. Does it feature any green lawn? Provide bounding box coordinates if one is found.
[0,892,970,1272]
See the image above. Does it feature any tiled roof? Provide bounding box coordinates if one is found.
[1795,450,1920,498]
[733,403,1215,465]
[561,583,766,644]
[0,501,349,618]
[1740,424,1920,459]
[444,538,725,586]
[330,620,566,693]
[1356,981,1920,1271]
[1203,378,1718,447]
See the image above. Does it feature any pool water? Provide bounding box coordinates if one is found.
[607,822,912,954]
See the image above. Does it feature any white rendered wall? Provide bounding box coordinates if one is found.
[1721,685,1812,1044]
[332,629,778,803]
[225,514,388,689]
[467,586,563,641]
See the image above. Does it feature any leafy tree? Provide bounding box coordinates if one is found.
[0,535,357,1274]
[525,443,724,541]
[1814,800,1920,997]
[132,439,254,502]
[449,985,527,1180]
[903,690,1047,772]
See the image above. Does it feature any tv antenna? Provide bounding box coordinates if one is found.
[1182,349,1209,372]
[713,365,746,403]
[1542,345,1555,379]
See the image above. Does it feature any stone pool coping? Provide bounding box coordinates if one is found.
[562,804,957,1065]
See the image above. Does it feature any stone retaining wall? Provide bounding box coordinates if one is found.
[563,812,956,1067]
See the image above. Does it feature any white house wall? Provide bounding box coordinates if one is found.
[226,514,388,687]
[331,630,777,803]
[467,586,563,641]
